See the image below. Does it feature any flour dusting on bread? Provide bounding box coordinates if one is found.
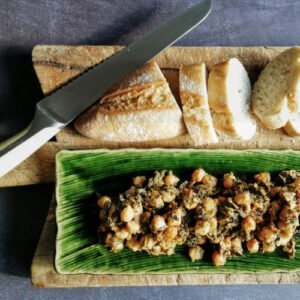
[74,61,186,142]
[252,47,300,129]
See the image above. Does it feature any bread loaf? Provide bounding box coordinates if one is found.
[179,64,218,145]
[252,47,300,129]
[74,61,186,142]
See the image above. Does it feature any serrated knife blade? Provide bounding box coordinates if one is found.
[0,0,212,177]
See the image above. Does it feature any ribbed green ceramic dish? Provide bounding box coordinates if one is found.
[55,148,300,274]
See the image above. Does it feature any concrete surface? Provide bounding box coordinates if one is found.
[0,0,300,299]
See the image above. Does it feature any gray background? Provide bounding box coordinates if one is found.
[0,0,300,299]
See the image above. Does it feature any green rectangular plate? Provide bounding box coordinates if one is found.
[55,148,300,274]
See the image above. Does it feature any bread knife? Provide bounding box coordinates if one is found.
[0,0,212,177]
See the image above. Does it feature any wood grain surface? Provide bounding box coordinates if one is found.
[31,197,300,287]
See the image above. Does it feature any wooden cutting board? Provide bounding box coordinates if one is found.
[31,197,300,287]
[1,45,300,188]
[29,45,300,287]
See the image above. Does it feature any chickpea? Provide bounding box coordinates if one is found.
[231,237,243,254]
[150,215,167,232]
[149,197,164,209]
[111,236,124,252]
[194,220,210,236]
[163,226,178,241]
[115,228,130,240]
[165,247,176,256]
[189,246,204,262]
[277,229,293,246]
[152,245,162,255]
[263,242,276,253]
[191,168,206,183]
[140,235,156,250]
[281,193,297,211]
[209,217,218,234]
[254,172,271,185]
[162,191,176,203]
[223,173,236,188]
[126,238,141,252]
[184,192,200,210]
[246,238,259,253]
[258,226,278,243]
[234,191,251,206]
[149,190,165,208]
[242,216,256,232]
[202,174,218,188]
[203,197,217,216]
[133,203,143,216]
[120,205,134,222]
[125,220,141,234]
[212,250,226,266]
[164,172,180,186]
[97,196,111,208]
[234,192,251,215]
[133,175,146,187]
[220,237,231,252]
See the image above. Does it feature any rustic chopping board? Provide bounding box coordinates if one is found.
[31,197,300,287]
[28,45,300,287]
[1,45,300,187]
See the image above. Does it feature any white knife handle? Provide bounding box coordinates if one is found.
[0,108,64,177]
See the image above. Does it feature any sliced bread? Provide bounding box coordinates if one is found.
[74,61,186,142]
[252,47,300,129]
[208,58,256,140]
[284,113,300,137]
[179,64,218,145]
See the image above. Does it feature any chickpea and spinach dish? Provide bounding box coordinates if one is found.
[97,168,300,266]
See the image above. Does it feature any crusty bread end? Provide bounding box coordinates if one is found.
[74,61,186,142]
[252,47,300,129]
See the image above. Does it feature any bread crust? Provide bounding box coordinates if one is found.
[74,61,186,142]
[252,47,300,129]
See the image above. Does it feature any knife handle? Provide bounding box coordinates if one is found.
[0,108,64,177]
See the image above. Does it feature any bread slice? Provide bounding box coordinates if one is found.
[74,61,186,142]
[179,64,218,145]
[252,47,300,129]
[284,113,300,137]
[207,58,256,140]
